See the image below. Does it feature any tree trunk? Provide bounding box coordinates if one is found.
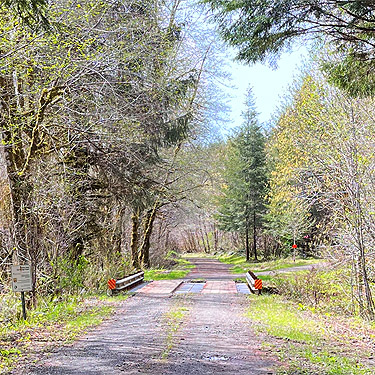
[253,210,258,261]
[353,192,375,319]
[213,223,218,252]
[199,228,207,253]
[245,219,250,261]
[263,235,268,259]
[139,203,159,268]
[130,210,140,269]
[204,223,211,253]
[1,76,62,302]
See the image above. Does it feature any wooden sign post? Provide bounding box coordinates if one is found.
[11,265,32,320]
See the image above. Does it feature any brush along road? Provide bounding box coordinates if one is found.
[24,258,276,375]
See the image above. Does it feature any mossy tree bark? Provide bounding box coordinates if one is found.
[130,209,140,269]
[139,203,159,268]
[1,74,62,302]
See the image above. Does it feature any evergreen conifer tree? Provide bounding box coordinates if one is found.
[217,87,268,260]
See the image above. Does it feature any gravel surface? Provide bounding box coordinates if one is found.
[23,258,277,375]
[25,294,174,375]
[184,258,235,280]
[166,293,275,375]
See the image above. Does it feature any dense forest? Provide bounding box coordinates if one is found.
[1,0,375,323]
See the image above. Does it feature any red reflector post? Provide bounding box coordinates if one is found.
[108,279,117,290]
[254,279,262,290]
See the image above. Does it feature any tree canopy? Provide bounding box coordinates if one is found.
[2,0,49,27]
[203,0,375,95]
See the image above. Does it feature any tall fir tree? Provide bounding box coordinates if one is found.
[217,87,268,260]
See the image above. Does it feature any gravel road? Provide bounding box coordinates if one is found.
[23,258,276,375]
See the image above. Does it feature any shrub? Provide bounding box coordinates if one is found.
[273,267,353,315]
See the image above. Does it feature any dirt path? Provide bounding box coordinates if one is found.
[23,259,276,375]
[184,258,235,280]
[166,293,275,374]
[257,263,325,276]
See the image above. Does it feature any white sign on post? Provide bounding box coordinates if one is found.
[11,265,32,292]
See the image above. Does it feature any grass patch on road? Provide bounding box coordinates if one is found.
[219,254,319,274]
[144,269,190,280]
[0,294,125,374]
[181,252,214,259]
[162,299,189,359]
[144,258,194,281]
[247,294,375,375]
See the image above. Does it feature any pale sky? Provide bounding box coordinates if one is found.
[225,46,309,130]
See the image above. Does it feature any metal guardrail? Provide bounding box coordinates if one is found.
[245,270,262,295]
[107,270,144,294]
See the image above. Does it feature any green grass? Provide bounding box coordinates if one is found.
[218,254,321,274]
[0,294,122,373]
[0,348,21,372]
[247,294,322,342]
[302,349,373,375]
[144,258,194,281]
[181,252,215,259]
[144,269,190,280]
[246,294,374,375]
[235,274,274,285]
[97,293,130,302]
[162,302,189,359]
[257,274,275,282]
[64,305,113,341]
[271,267,356,315]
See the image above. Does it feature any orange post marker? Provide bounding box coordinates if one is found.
[107,279,117,290]
[254,279,262,290]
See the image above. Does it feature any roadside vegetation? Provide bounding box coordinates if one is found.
[242,262,375,374]
[217,249,375,373]
[2,1,375,373]
[0,250,190,373]
[144,258,195,281]
[0,294,126,374]
[161,298,190,359]
[218,254,320,274]
[247,293,375,375]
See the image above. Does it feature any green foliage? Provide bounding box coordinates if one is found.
[143,252,194,280]
[55,255,89,293]
[162,301,189,359]
[144,269,188,280]
[216,88,268,258]
[0,0,203,298]
[265,75,328,255]
[4,0,49,28]
[43,251,133,296]
[217,91,267,230]
[218,253,319,274]
[0,292,20,326]
[302,349,373,375]
[273,268,355,315]
[247,294,323,342]
[0,348,21,373]
[64,306,113,341]
[203,0,375,96]
[247,294,375,374]
[265,70,375,317]
[144,264,194,281]
[323,54,375,97]
[0,294,117,372]
[181,252,215,259]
